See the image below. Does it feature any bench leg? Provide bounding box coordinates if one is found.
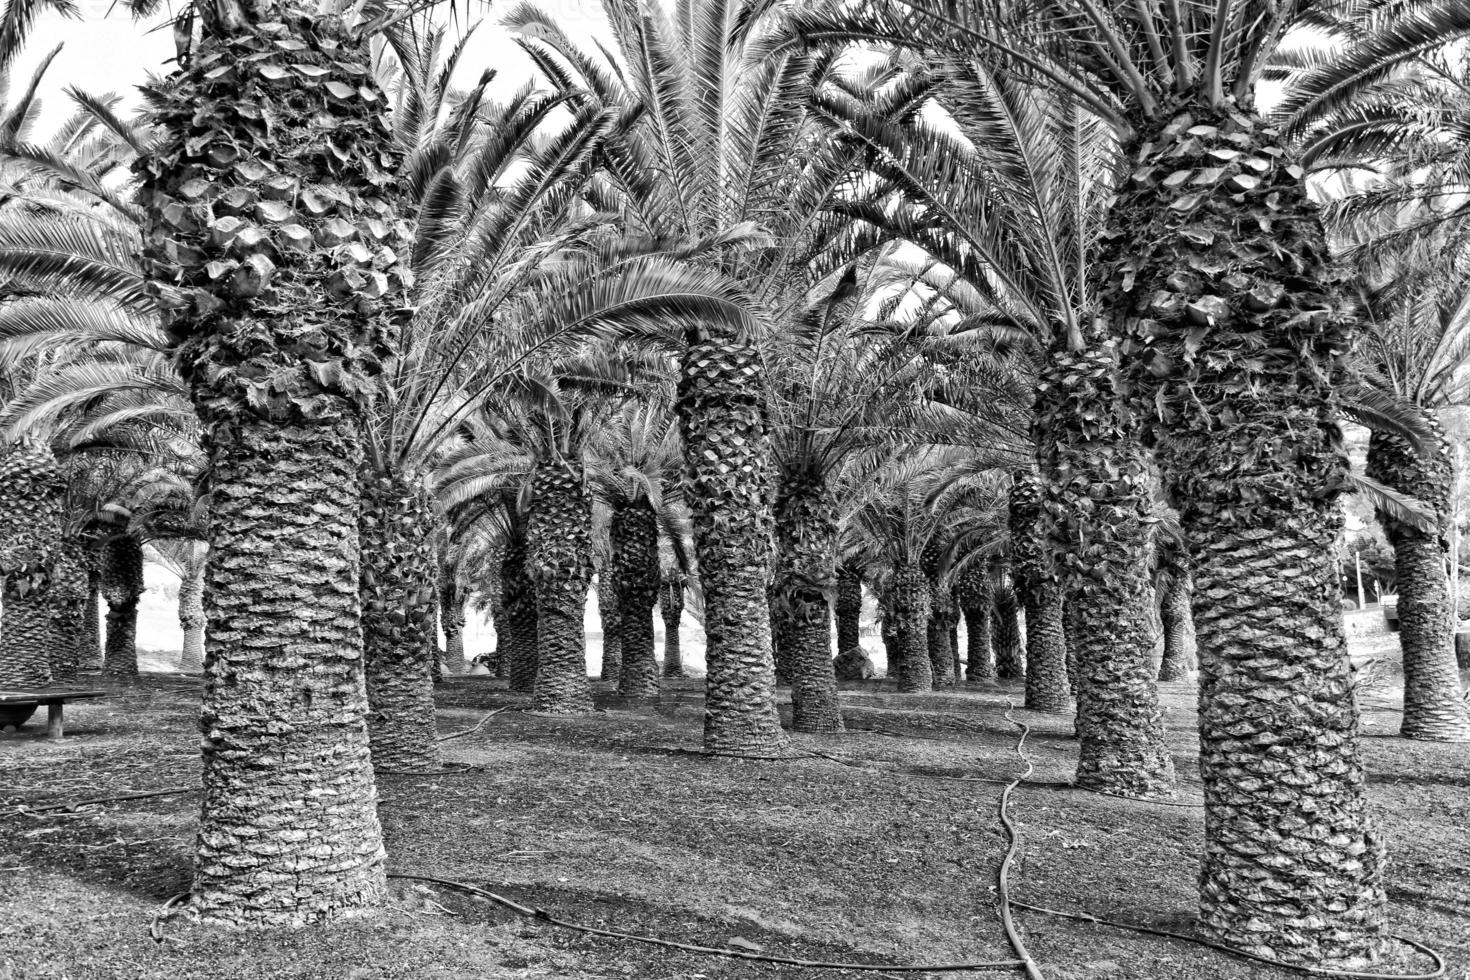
[46,703,63,739]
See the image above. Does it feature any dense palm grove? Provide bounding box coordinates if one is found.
[1,0,1469,971]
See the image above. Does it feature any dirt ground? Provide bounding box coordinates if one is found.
[2,643,1466,980]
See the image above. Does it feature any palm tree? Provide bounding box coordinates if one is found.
[952,558,993,682]
[1357,263,1470,741]
[1287,51,1470,741]
[786,0,1470,954]
[1006,471,1069,711]
[849,450,1012,693]
[990,576,1024,679]
[153,539,208,672]
[810,59,1173,792]
[659,545,689,679]
[1155,541,1197,683]
[507,0,895,755]
[834,562,864,660]
[0,438,67,686]
[766,266,1002,729]
[587,399,685,701]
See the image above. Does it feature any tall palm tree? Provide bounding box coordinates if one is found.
[1358,263,1470,740]
[788,0,1470,955]
[1288,50,1470,741]
[810,58,1174,791]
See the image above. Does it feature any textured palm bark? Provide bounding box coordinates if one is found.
[192,417,385,925]
[1009,475,1066,709]
[892,563,933,693]
[774,478,843,733]
[0,441,68,688]
[963,605,994,680]
[769,584,795,686]
[659,572,685,678]
[102,535,144,678]
[955,568,994,681]
[613,500,660,699]
[1104,108,1384,961]
[992,583,1024,680]
[926,588,959,688]
[359,473,442,773]
[45,541,89,684]
[1158,569,1197,681]
[677,341,786,755]
[500,537,538,694]
[526,463,594,715]
[136,7,409,925]
[81,565,103,671]
[178,551,207,673]
[440,575,467,677]
[1021,581,1071,714]
[0,591,52,687]
[1032,354,1174,791]
[879,601,899,679]
[597,576,623,684]
[835,564,863,655]
[1366,423,1470,740]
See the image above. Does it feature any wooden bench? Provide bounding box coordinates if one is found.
[0,690,106,739]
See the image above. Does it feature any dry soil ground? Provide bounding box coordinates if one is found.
[1,647,1467,980]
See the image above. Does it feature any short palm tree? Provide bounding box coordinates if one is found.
[587,397,685,700]
[508,0,895,756]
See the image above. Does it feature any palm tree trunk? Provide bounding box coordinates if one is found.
[136,7,408,925]
[892,562,932,693]
[81,563,103,671]
[526,462,593,715]
[102,534,144,678]
[501,536,538,693]
[1158,569,1196,681]
[614,500,660,699]
[1366,422,1470,740]
[677,341,785,755]
[964,605,994,681]
[774,478,843,733]
[195,417,385,924]
[42,540,88,685]
[835,563,862,655]
[1106,110,1384,961]
[1034,346,1174,795]
[440,586,467,677]
[0,590,52,688]
[359,473,442,773]
[178,548,207,674]
[769,584,795,686]
[0,441,70,688]
[1010,474,1073,710]
[659,572,685,678]
[879,600,899,680]
[992,582,1024,679]
[597,575,623,684]
[956,567,993,682]
[1021,582,1070,711]
[926,587,958,688]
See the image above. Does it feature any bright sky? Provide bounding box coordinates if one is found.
[13,3,611,133]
